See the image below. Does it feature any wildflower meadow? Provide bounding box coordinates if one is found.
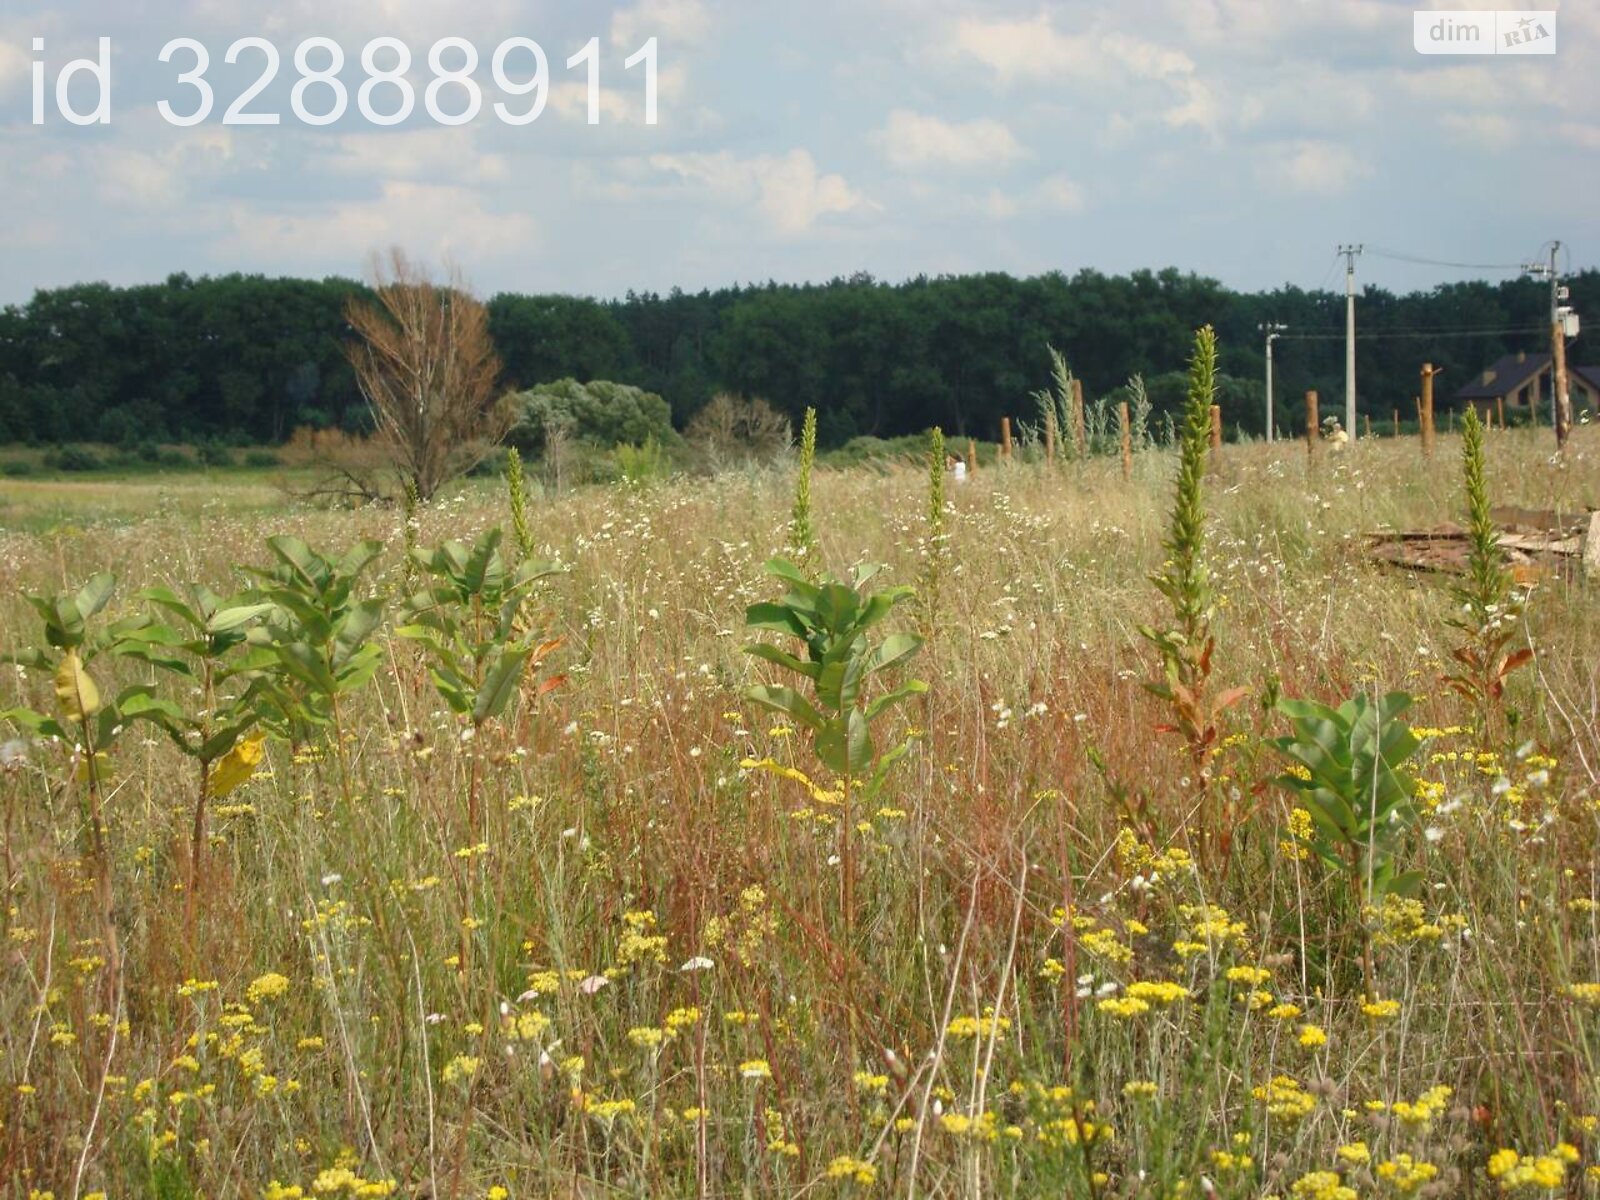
[1,336,1598,1199]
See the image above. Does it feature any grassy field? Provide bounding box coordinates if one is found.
[1,426,1598,1199]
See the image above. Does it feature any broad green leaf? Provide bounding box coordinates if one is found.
[74,573,116,620]
[864,679,928,722]
[207,603,276,634]
[744,685,823,732]
[473,645,532,723]
[743,642,819,680]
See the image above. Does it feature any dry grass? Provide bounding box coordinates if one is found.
[1,428,1598,1199]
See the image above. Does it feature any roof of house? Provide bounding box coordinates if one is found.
[1572,365,1600,393]
[1453,352,1550,400]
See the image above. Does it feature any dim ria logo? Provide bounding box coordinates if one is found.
[1413,10,1555,55]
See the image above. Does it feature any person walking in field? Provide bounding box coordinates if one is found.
[1323,416,1350,451]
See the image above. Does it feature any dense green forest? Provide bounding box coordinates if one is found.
[0,267,1589,448]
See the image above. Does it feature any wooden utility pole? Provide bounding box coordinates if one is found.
[1553,309,1572,448]
[1118,401,1131,480]
[1070,378,1087,457]
[1306,390,1319,461]
[1000,417,1012,461]
[1420,364,1439,459]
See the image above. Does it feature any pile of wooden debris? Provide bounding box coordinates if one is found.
[1366,507,1600,584]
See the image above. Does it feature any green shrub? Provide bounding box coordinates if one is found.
[507,379,679,453]
[195,439,234,468]
[43,444,105,472]
[1,459,34,477]
[242,449,281,468]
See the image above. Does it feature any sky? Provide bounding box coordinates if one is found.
[0,1,1593,306]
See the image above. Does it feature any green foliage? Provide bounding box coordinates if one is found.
[2,572,150,752]
[507,379,678,454]
[789,407,817,562]
[742,557,925,782]
[1271,691,1427,904]
[0,572,152,982]
[242,536,386,748]
[114,585,273,765]
[396,527,562,726]
[614,436,674,488]
[1444,408,1531,734]
[0,269,1587,448]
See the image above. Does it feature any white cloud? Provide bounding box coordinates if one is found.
[1265,139,1372,194]
[95,126,234,212]
[1034,173,1085,212]
[965,173,1086,221]
[216,180,537,270]
[876,109,1026,171]
[611,0,712,50]
[323,128,508,184]
[949,14,1194,84]
[648,148,869,235]
[943,13,1219,135]
[1438,112,1517,149]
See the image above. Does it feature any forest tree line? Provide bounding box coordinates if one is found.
[0,267,1589,449]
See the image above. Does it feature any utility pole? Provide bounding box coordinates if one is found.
[1523,242,1572,448]
[1260,322,1287,442]
[1338,244,1363,438]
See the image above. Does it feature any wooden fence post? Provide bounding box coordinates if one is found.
[1420,364,1437,459]
[1000,417,1012,461]
[1306,390,1319,462]
[1393,408,1400,438]
[966,439,977,474]
[1045,409,1057,464]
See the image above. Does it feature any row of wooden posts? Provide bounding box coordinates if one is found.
[992,378,1139,479]
[987,361,1511,474]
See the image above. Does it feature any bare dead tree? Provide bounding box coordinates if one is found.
[345,248,509,502]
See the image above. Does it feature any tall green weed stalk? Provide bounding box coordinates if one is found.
[1444,407,1530,738]
[1138,326,1246,860]
[790,406,818,563]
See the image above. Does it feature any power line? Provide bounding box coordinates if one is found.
[1279,326,1547,342]
[1364,246,1525,272]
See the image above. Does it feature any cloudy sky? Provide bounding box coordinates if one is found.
[0,1,1592,305]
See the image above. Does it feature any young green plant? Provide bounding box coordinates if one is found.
[1,574,154,987]
[1443,407,1531,740]
[1271,689,1428,995]
[112,585,275,938]
[242,536,387,801]
[396,526,563,840]
[742,557,926,939]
